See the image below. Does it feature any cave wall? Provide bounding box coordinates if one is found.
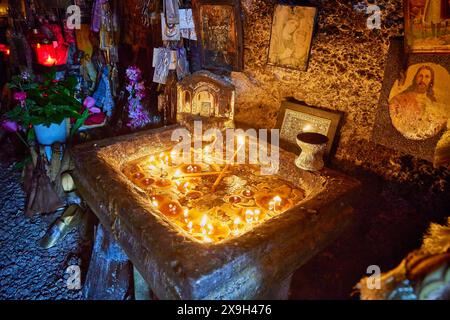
[232,0,449,190]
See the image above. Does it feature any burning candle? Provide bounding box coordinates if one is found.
[269,195,283,213]
[133,172,143,179]
[200,214,208,234]
[228,195,242,204]
[245,209,254,224]
[187,221,193,233]
[242,189,254,198]
[159,201,183,217]
[154,178,172,188]
[173,169,182,178]
[232,217,241,236]
[254,209,261,222]
[143,178,154,186]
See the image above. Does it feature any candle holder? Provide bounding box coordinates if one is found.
[295,132,329,172]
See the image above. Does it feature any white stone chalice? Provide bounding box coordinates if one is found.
[295,132,329,172]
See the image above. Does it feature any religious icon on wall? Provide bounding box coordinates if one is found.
[404,0,450,53]
[192,0,243,72]
[388,63,449,141]
[268,5,317,71]
[373,39,450,168]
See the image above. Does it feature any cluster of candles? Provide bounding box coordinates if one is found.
[125,147,295,243]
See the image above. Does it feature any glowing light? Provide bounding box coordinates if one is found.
[44,55,57,66]
[173,169,182,178]
[200,215,208,228]
[303,124,314,132]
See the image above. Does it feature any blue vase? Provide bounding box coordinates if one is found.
[34,120,68,145]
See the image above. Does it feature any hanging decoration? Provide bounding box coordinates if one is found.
[152,47,172,84]
[92,64,114,117]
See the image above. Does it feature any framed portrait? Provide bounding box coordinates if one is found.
[268,4,318,71]
[276,100,343,158]
[192,0,243,72]
[404,0,450,53]
[373,39,450,168]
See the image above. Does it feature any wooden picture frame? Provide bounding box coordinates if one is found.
[192,0,243,72]
[404,0,450,53]
[268,4,318,71]
[276,100,343,158]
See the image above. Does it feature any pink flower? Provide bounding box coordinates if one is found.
[89,106,101,114]
[83,97,96,109]
[14,92,27,102]
[2,120,19,132]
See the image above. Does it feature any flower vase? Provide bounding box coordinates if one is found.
[34,120,68,161]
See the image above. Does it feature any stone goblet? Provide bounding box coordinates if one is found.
[295,132,329,171]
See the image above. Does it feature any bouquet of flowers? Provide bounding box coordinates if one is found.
[125,66,151,129]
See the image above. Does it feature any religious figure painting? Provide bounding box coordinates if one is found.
[388,63,449,141]
[192,0,243,72]
[268,5,317,71]
[405,0,450,53]
[373,38,450,169]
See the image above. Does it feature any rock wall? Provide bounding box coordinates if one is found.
[232,0,449,189]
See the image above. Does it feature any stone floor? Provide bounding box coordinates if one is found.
[0,135,448,300]
[0,160,84,300]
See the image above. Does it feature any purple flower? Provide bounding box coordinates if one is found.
[83,96,96,109]
[20,71,32,81]
[2,120,19,132]
[125,84,133,93]
[136,91,146,100]
[126,66,142,82]
[135,82,145,92]
[14,92,27,102]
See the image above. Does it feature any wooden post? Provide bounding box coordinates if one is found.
[133,267,151,300]
[82,223,133,300]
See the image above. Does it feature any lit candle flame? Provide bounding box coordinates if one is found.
[44,55,57,66]
[303,124,314,132]
[173,169,181,178]
[200,214,208,228]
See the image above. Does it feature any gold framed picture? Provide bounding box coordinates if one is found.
[404,0,450,53]
[276,100,343,158]
[268,4,317,71]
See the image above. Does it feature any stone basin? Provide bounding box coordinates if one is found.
[71,125,361,299]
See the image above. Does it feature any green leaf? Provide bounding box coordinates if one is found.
[70,109,89,139]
